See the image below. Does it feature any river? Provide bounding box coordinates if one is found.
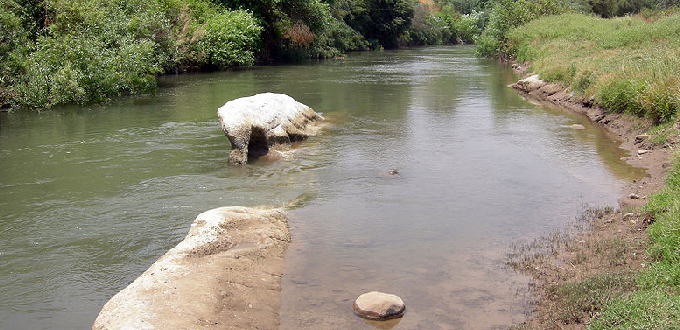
[0,46,643,329]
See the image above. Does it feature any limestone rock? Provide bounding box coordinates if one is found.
[218,93,323,165]
[353,291,405,320]
[92,206,290,330]
[512,74,544,93]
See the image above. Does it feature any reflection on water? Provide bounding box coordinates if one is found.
[0,46,643,330]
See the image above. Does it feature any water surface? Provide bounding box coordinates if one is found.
[0,46,643,329]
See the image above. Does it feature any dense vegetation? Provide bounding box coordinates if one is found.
[0,0,487,110]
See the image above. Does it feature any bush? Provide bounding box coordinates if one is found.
[10,0,171,108]
[476,0,565,57]
[346,0,414,49]
[0,0,30,108]
[436,7,484,44]
[404,2,448,45]
[3,0,265,109]
[199,10,262,68]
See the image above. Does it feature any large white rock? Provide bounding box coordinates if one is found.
[353,291,406,320]
[92,206,290,330]
[218,93,323,165]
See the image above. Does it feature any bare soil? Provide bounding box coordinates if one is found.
[508,64,677,329]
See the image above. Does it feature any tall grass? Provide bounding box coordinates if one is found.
[506,10,680,123]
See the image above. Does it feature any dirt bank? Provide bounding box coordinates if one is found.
[509,66,676,329]
[92,206,290,330]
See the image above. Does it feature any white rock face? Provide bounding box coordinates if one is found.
[92,206,290,330]
[353,291,406,320]
[218,93,323,165]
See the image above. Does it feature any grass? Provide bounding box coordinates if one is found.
[548,273,637,325]
[506,9,680,124]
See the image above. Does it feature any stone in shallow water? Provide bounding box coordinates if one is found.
[353,291,405,320]
[217,93,323,165]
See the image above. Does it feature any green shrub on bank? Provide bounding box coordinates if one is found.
[200,10,262,68]
[10,0,172,108]
[402,4,484,46]
[0,0,31,107]
[506,12,680,123]
[1,0,263,109]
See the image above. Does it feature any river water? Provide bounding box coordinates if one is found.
[0,46,643,329]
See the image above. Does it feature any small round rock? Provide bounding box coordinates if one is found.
[353,291,405,320]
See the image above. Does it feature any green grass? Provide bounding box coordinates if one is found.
[549,273,637,325]
[506,10,680,123]
[588,290,680,330]
[581,153,680,329]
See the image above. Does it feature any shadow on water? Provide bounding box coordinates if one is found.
[0,46,646,330]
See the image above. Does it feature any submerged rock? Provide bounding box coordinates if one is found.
[218,93,324,165]
[92,206,290,330]
[569,124,586,130]
[353,291,405,320]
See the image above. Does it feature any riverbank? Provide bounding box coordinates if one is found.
[508,65,680,328]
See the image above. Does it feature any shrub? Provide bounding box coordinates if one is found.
[0,0,30,108]
[404,3,448,45]
[199,9,262,68]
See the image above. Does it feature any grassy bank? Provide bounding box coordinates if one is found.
[507,10,680,124]
[505,10,680,329]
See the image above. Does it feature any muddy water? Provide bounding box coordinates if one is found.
[0,46,644,330]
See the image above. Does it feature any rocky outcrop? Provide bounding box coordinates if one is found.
[92,206,290,330]
[353,291,406,320]
[218,93,324,165]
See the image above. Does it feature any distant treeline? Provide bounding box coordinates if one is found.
[0,0,480,110]
[1,0,677,110]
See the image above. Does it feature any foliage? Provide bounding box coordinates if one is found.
[436,0,490,14]
[200,10,262,68]
[403,2,449,45]
[437,7,484,43]
[0,0,31,108]
[402,2,484,46]
[475,0,565,57]
[347,0,415,49]
[1,0,264,109]
[4,0,491,110]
